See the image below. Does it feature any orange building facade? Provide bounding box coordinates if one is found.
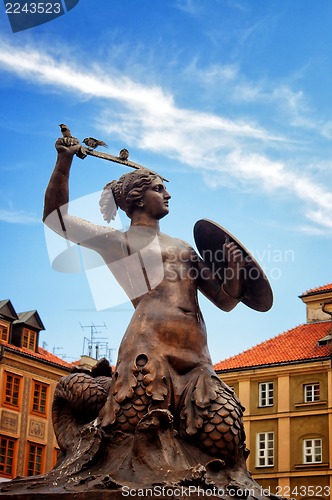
[215,284,332,499]
[0,299,72,480]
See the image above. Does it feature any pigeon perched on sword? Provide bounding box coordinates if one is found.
[118,148,129,161]
[83,137,108,149]
[57,123,168,181]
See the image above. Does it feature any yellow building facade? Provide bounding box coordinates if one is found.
[215,284,332,499]
[0,299,72,480]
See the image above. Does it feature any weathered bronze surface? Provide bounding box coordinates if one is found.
[1,133,278,499]
[194,219,273,312]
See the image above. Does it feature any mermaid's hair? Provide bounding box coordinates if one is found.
[99,168,159,222]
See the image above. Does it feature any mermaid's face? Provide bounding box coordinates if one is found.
[140,177,171,220]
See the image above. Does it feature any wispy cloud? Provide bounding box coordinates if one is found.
[0,37,331,232]
[204,150,332,230]
[173,0,203,16]
[183,59,239,86]
[297,224,332,236]
[0,209,39,224]
[0,39,278,143]
[184,61,332,140]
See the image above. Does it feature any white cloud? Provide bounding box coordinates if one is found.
[184,59,239,85]
[297,224,332,236]
[320,121,332,139]
[184,62,332,142]
[174,0,203,16]
[305,209,332,229]
[0,40,171,111]
[205,150,332,230]
[0,40,279,143]
[0,37,331,233]
[0,209,39,224]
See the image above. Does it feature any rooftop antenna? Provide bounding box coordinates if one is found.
[80,322,109,360]
[53,346,63,355]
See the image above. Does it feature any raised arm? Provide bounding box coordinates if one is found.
[43,137,114,250]
[43,137,80,222]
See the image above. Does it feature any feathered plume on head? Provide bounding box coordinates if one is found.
[99,168,159,222]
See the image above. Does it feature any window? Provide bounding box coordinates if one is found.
[22,328,36,351]
[256,432,274,467]
[258,382,274,407]
[2,372,22,409]
[303,439,322,464]
[0,435,17,478]
[31,381,49,416]
[0,321,10,343]
[304,383,320,402]
[26,442,45,476]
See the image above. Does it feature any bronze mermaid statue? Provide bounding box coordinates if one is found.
[0,132,276,498]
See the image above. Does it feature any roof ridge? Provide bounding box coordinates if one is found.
[0,340,72,369]
[216,322,306,365]
[214,320,331,371]
[301,282,332,296]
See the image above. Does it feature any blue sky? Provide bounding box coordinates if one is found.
[0,0,331,364]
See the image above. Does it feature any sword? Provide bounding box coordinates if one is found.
[77,145,169,182]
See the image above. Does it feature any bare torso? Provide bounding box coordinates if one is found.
[96,228,212,374]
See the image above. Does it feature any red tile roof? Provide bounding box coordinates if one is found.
[0,340,73,370]
[38,347,75,368]
[301,283,332,297]
[214,321,332,372]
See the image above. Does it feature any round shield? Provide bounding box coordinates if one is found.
[194,219,273,312]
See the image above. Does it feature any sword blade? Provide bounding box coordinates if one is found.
[78,146,169,182]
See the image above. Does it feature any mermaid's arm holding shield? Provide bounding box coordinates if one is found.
[194,219,273,313]
[196,238,245,312]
